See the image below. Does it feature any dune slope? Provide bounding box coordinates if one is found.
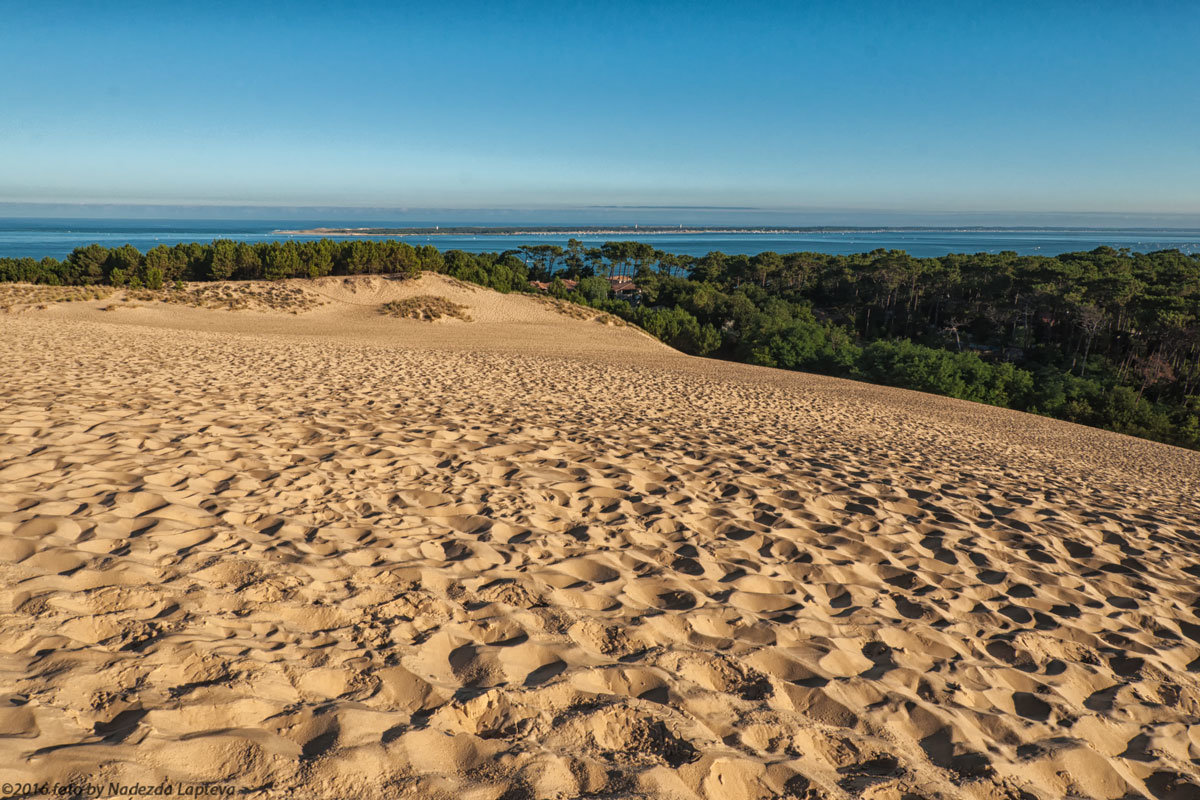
[1,276,1198,800]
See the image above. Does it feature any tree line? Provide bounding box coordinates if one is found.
[0,239,449,287]
[538,243,1200,450]
[2,238,1198,449]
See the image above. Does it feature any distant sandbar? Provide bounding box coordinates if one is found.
[272,224,1146,237]
[272,225,923,237]
[275,225,844,236]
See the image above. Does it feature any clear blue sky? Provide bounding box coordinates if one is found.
[2,0,1198,221]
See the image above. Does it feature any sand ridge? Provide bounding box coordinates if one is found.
[1,277,1198,799]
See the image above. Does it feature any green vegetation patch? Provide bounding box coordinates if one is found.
[0,284,111,312]
[380,295,472,321]
[124,283,323,313]
[531,294,602,321]
[529,294,633,327]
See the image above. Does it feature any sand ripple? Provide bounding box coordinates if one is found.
[1,288,1199,799]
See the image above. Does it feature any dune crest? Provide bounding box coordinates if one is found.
[1,278,1198,799]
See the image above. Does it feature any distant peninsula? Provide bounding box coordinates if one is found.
[274,225,870,236]
[271,224,1178,237]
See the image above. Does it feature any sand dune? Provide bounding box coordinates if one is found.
[1,275,1198,799]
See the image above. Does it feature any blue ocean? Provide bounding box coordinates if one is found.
[2,218,1199,260]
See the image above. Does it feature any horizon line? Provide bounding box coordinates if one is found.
[3,201,1200,217]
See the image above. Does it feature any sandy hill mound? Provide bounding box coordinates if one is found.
[0,285,1198,799]
[3,273,656,358]
[310,273,487,314]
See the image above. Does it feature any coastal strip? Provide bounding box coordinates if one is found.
[273,226,865,236]
[270,224,1152,237]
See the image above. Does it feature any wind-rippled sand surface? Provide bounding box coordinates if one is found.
[2,275,1199,800]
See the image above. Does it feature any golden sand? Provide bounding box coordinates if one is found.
[1,274,1198,799]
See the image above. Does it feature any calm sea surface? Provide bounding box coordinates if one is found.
[2,219,1199,260]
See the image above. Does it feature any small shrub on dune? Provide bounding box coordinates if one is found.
[379,296,472,321]
[0,283,113,311]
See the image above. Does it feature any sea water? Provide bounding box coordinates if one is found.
[2,218,1198,260]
